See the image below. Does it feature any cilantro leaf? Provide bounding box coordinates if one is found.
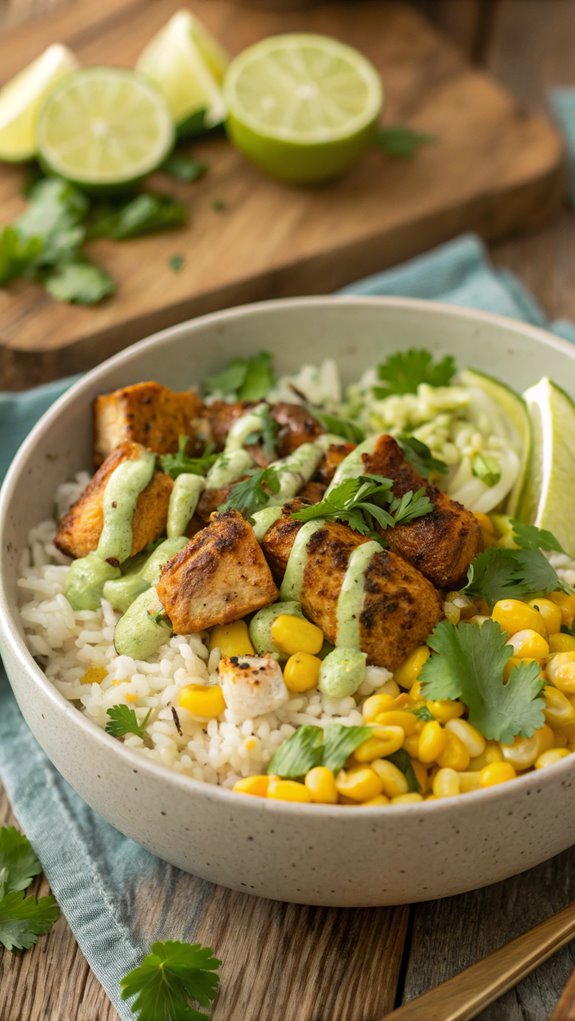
[169,254,185,273]
[292,475,432,538]
[268,724,372,777]
[160,437,217,479]
[0,890,60,951]
[175,108,217,141]
[410,705,434,722]
[203,352,275,401]
[120,940,221,1021]
[162,153,208,182]
[322,724,373,773]
[88,193,186,240]
[0,226,43,284]
[396,435,448,478]
[389,487,434,525]
[374,349,456,398]
[511,519,567,554]
[375,125,438,158]
[472,454,501,488]
[105,705,152,739]
[44,260,115,305]
[386,749,420,792]
[244,405,278,458]
[420,619,545,742]
[220,466,281,519]
[312,410,365,444]
[16,177,88,267]
[0,827,42,896]
[465,547,571,607]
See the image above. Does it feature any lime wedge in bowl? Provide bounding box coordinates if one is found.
[36,67,174,190]
[224,33,383,183]
[136,9,228,128]
[519,377,575,556]
[0,43,79,162]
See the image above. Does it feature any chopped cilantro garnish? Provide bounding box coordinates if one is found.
[220,466,281,519]
[211,198,226,211]
[175,107,211,141]
[464,520,572,606]
[472,454,501,488]
[0,827,42,898]
[161,152,207,182]
[105,704,152,740]
[244,405,278,458]
[386,749,421,792]
[121,940,221,1021]
[169,253,185,273]
[375,125,438,158]
[268,723,372,777]
[160,436,216,479]
[88,193,187,240]
[312,409,365,444]
[374,349,456,399]
[292,475,433,539]
[396,434,448,478]
[0,826,59,951]
[44,260,115,305]
[511,519,567,554]
[204,352,276,401]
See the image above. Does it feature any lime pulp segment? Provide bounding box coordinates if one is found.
[0,43,79,162]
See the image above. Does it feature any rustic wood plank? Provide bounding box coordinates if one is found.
[552,962,575,1021]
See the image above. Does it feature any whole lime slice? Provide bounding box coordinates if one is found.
[0,43,79,163]
[224,33,383,184]
[136,9,228,127]
[520,377,575,556]
[36,67,174,190]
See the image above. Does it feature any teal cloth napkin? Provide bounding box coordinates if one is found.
[1,232,575,1020]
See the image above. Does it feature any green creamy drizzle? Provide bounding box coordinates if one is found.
[325,435,379,495]
[205,449,252,490]
[279,520,325,602]
[251,506,283,541]
[96,449,156,563]
[268,443,325,505]
[224,403,268,452]
[167,474,205,537]
[335,541,381,649]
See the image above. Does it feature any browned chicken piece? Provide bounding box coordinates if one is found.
[93,381,208,466]
[157,510,279,633]
[298,480,327,504]
[55,442,173,561]
[196,484,233,522]
[362,435,483,590]
[299,442,356,502]
[261,504,443,670]
[272,402,323,456]
[205,401,252,449]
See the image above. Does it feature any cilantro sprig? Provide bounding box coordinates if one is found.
[160,437,217,479]
[375,126,438,158]
[292,475,433,540]
[268,723,373,777]
[396,435,448,478]
[0,826,60,951]
[311,409,366,444]
[203,352,275,401]
[121,940,221,1021]
[420,619,545,743]
[220,466,281,519]
[244,405,279,458]
[374,348,456,399]
[105,704,152,739]
[464,519,572,607]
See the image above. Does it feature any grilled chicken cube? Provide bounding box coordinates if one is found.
[218,654,289,722]
[362,435,483,589]
[93,381,207,466]
[157,510,278,633]
[297,442,356,503]
[54,442,172,561]
[205,400,322,458]
[261,508,443,671]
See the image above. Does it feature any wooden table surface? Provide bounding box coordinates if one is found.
[2,2,575,1019]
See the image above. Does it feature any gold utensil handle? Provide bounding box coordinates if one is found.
[383,900,575,1021]
[552,962,575,1020]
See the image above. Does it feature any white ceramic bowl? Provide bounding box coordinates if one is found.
[2,297,575,908]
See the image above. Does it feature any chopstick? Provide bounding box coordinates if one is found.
[382,900,575,1021]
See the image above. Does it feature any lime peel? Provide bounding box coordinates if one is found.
[0,43,79,162]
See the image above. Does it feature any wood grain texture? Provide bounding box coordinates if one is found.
[0,0,566,388]
[552,962,575,1021]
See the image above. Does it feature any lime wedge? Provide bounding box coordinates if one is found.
[459,368,532,516]
[36,68,174,189]
[0,43,79,162]
[519,377,575,556]
[224,33,383,183]
[136,9,228,127]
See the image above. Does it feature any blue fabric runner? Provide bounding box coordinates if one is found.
[1,232,574,1018]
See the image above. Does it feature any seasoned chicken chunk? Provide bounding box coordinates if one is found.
[218,655,289,722]
[261,508,443,671]
[55,442,173,561]
[298,442,356,503]
[93,381,207,466]
[157,510,278,633]
[362,435,483,589]
[205,400,322,457]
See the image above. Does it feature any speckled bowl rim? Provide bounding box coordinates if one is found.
[2,294,575,821]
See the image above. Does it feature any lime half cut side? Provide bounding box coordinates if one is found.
[519,377,575,557]
[0,43,79,162]
[36,67,174,189]
[224,33,383,183]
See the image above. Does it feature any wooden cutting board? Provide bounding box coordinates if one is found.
[0,0,566,388]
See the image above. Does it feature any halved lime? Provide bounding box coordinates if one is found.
[519,377,575,556]
[36,67,174,189]
[224,33,383,183]
[136,9,228,127]
[0,43,79,162]
[459,368,532,516]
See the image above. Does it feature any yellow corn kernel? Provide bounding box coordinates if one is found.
[492,599,548,638]
[267,778,312,802]
[373,710,419,736]
[543,685,575,726]
[270,614,323,656]
[535,748,571,769]
[404,734,421,757]
[535,725,555,755]
[371,759,409,797]
[458,771,482,793]
[469,741,504,770]
[508,629,550,661]
[80,666,108,685]
[362,794,390,806]
[549,592,575,627]
[500,734,540,771]
[479,762,517,787]
[394,646,430,690]
[392,693,411,709]
[418,721,448,764]
[392,793,424,804]
[304,766,338,804]
[425,700,465,724]
[553,729,568,747]
[437,732,470,771]
[549,633,575,654]
[243,736,258,753]
[362,692,396,722]
[283,652,321,693]
[209,620,254,657]
[233,774,270,797]
[546,652,575,694]
[433,767,460,798]
[445,719,486,759]
[179,683,226,718]
[125,692,137,703]
[412,760,430,793]
[469,615,490,625]
[335,766,383,802]
[409,681,423,703]
[474,512,496,542]
[528,598,563,636]
[354,726,404,762]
